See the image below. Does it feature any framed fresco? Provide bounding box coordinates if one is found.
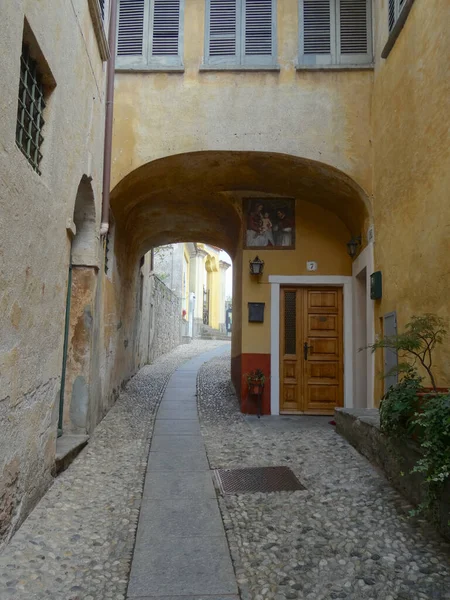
[244,198,296,250]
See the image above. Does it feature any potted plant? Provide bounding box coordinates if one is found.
[245,368,266,395]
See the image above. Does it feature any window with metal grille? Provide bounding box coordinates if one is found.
[299,0,372,67]
[389,0,407,33]
[205,0,277,67]
[16,44,46,174]
[116,0,184,69]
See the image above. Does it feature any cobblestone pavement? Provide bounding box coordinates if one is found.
[197,354,450,600]
[0,340,228,600]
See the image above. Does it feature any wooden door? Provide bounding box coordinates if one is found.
[280,287,344,414]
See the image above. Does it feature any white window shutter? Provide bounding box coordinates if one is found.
[151,0,181,57]
[117,0,146,57]
[207,0,239,64]
[243,0,274,65]
[299,0,334,65]
[337,0,372,65]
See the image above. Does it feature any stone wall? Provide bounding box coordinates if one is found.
[0,0,107,547]
[335,408,450,541]
[137,265,182,368]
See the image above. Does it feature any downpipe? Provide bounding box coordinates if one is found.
[100,0,118,237]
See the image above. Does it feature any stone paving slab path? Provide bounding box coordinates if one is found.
[126,344,239,600]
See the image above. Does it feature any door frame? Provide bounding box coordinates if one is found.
[352,243,375,408]
[269,275,353,415]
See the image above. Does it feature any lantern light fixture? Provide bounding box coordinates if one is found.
[346,235,362,259]
[249,256,265,276]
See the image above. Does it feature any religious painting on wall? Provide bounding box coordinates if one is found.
[244,198,296,249]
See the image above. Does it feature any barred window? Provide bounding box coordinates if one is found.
[16,45,46,174]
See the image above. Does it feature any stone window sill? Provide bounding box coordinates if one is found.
[382,0,416,59]
[296,64,374,72]
[199,64,281,72]
[116,65,185,73]
[88,0,110,61]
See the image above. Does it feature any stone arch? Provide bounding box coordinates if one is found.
[110,150,372,261]
[71,175,98,266]
[109,151,372,409]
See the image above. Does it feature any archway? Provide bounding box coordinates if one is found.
[109,151,372,413]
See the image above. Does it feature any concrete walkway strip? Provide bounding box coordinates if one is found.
[127,345,238,600]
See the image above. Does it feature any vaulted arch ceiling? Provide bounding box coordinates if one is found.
[110,151,371,258]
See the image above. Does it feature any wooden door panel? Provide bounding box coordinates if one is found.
[305,385,339,413]
[282,384,299,411]
[280,286,343,414]
[308,290,339,310]
[307,361,339,382]
[308,314,338,335]
[280,288,301,412]
[303,287,343,413]
[283,361,297,380]
[308,337,339,359]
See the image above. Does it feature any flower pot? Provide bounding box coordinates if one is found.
[417,387,449,400]
[248,382,264,395]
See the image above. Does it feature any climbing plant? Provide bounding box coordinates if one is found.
[367,313,447,391]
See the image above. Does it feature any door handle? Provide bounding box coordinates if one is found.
[303,342,313,360]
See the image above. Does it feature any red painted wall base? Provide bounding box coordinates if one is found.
[232,353,271,415]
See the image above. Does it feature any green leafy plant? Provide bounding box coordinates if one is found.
[367,314,447,391]
[410,393,450,516]
[369,315,450,520]
[245,369,266,386]
[379,369,423,437]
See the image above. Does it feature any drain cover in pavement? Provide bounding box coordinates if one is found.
[214,466,305,495]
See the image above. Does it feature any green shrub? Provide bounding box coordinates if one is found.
[379,370,423,437]
[410,393,450,515]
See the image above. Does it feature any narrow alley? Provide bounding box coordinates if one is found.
[1,342,449,600]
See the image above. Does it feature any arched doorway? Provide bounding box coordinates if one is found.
[59,176,100,435]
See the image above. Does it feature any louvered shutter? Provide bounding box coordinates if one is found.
[299,0,334,65]
[243,0,274,65]
[389,0,407,33]
[117,0,149,67]
[388,0,396,31]
[337,0,371,65]
[207,0,239,65]
[150,0,182,65]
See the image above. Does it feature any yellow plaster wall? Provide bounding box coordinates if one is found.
[242,200,352,354]
[372,0,450,392]
[112,0,373,195]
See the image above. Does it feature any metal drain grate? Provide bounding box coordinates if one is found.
[214,466,305,495]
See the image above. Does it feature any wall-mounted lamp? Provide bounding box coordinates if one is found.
[346,235,362,259]
[249,256,265,276]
